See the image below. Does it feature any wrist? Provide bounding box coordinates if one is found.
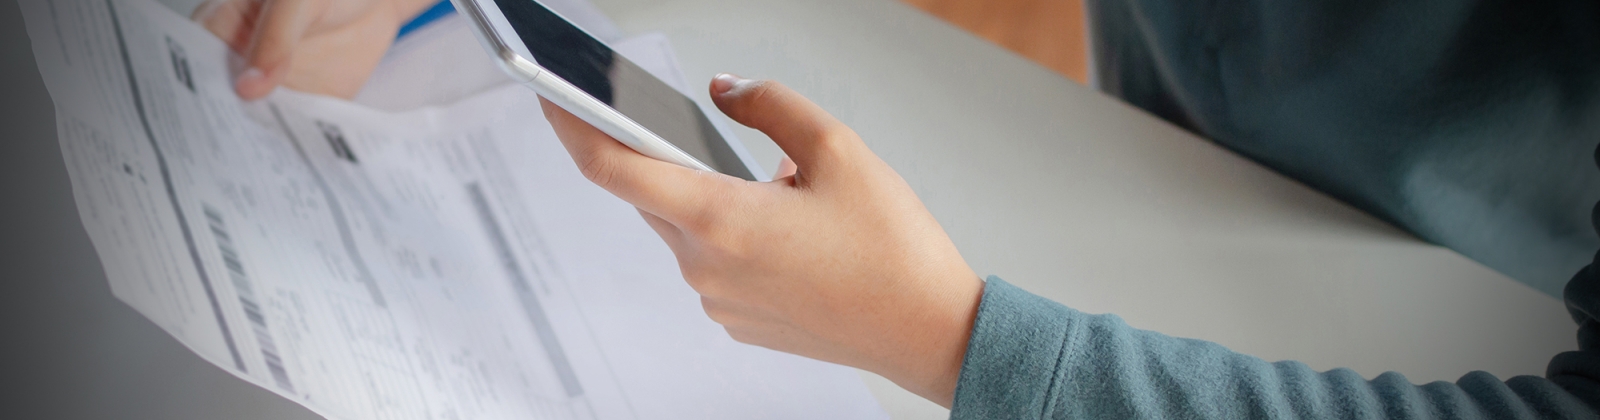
[870,270,984,408]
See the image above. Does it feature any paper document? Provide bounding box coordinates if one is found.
[18,0,886,418]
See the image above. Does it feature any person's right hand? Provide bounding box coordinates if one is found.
[540,74,986,407]
[194,0,436,100]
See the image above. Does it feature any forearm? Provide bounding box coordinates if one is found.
[952,277,1600,419]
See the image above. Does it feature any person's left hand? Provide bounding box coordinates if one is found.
[194,0,436,100]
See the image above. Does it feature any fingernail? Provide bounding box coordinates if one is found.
[235,67,265,88]
[711,73,743,95]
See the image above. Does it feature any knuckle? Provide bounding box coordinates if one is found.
[680,266,717,296]
[700,297,733,325]
[575,148,619,189]
[686,213,753,262]
[540,101,558,120]
[680,204,727,236]
[742,80,777,103]
[732,80,778,118]
[680,186,741,232]
[724,327,755,345]
[812,123,859,154]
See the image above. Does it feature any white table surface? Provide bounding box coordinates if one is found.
[0,0,1577,419]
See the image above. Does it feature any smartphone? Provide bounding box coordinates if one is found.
[452,0,759,181]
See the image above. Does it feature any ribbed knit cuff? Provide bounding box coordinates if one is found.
[950,276,1080,420]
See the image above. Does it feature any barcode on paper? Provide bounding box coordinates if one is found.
[204,206,295,393]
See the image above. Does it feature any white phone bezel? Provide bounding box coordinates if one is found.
[450,0,718,173]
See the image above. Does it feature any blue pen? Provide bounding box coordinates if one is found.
[397,0,457,39]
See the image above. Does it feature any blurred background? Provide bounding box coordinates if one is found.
[902,0,1088,84]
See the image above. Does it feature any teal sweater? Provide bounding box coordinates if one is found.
[948,0,1600,418]
[953,265,1600,418]
[1085,0,1600,296]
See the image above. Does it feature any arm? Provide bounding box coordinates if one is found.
[543,73,1600,418]
[954,276,1600,419]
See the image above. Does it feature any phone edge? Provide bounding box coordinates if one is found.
[449,0,719,174]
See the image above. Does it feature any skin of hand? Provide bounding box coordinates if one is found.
[194,0,438,100]
[540,73,986,407]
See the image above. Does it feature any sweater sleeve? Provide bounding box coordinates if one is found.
[950,274,1600,419]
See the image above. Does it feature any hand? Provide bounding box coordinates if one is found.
[540,74,985,407]
[194,0,436,100]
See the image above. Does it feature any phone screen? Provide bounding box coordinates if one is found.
[493,0,757,181]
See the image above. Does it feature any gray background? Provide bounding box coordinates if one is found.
[0,0,321,417]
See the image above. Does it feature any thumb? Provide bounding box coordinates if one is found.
[236,0,318,100]
[710,74,858,177]
[194,0,249,52]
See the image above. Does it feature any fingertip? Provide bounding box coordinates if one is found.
[711,73,743,96]
[708,79,854,174]
[233,67,274,100]
[710,74,765,114]
[239,0,312,89]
